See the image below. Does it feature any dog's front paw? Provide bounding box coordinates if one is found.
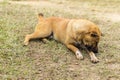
[91,57,99,63]
[75,51,84,60]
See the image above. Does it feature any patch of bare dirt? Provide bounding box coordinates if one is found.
[9,0,63,9]
[105,13,120,22]
[9,0,120,22]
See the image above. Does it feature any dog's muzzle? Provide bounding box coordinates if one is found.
[85,45,98,53]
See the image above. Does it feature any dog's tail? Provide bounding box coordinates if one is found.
[38,13,44,17]
[38,13,44,21]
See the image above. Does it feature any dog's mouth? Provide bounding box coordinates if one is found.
[85,45,98,53]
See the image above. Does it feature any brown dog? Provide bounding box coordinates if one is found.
[24,13,101,63]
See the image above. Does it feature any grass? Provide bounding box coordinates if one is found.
[0,0,120,80]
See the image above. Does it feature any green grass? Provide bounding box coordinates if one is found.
[0,0,120,80]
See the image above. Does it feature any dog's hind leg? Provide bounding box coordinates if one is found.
[42,38,49,43]
[24,30,52,45]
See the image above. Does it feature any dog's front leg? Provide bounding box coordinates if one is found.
[66,44,84,60]
[82,45,99,63]
[88,51,99,63]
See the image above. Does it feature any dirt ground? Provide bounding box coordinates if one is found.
[0,0,120,80]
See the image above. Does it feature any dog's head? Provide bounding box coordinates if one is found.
[82,28,101,53]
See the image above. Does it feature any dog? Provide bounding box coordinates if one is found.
[24,13,101,63]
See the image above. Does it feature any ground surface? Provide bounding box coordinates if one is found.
[0,0,120,80]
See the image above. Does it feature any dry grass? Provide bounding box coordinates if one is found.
[0,0,120,80]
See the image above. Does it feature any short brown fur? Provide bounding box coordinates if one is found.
[24,13,101,63]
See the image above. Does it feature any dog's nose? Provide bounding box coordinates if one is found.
[92,47,98,53]
[85,45,98,53]
[85,45,92,51]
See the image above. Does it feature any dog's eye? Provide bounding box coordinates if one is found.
[91,33,98,37]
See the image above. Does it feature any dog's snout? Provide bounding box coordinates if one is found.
[85,45,92,50]
[85,45,98,53]
[92,46,98,53]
